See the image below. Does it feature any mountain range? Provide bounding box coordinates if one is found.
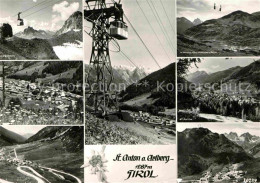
[15,26,54,39]
[184,10,260,47]
[178,128,254,178]
[86,65,147,89]
[186,60,260,88]
[224,132,260,157]
[177,17,203,34]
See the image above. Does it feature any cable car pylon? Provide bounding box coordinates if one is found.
[84,0,128,116]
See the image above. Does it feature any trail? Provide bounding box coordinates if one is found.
[17,166,46,183]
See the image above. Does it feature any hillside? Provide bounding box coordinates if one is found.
[0,36,58,60]
[178,128,252,177]
[27,126,84,152]
[0,126,26,145]
[120,63,175,108]
[7,61,83,86]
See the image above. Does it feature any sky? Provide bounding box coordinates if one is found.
[177,0,260,22]
[187,58,256,74]
[178,123,260,136]
[84,0,175,73]
[2,125,45,136]
[0,0,82,34]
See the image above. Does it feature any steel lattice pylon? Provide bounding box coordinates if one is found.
[85,0,125,115]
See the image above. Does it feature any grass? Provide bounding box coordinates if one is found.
[85,113,152,145]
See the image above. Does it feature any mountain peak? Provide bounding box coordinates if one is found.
[193,18,203,25]
[55,11,82,36]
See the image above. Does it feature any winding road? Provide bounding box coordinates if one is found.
[0,165,82,183]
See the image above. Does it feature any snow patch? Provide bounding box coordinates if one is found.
[53,41,83,60]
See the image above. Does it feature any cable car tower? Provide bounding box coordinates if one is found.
[84,0,128,115]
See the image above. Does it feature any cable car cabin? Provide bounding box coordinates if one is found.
[18,19,24,26]
[109,21,128,40]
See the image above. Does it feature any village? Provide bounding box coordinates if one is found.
[1,78,83,125]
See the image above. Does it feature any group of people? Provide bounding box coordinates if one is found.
[192,91,260,121]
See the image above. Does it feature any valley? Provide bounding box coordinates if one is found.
[178,126,260,183]
[0,126,84,183]
[178,58,260,122]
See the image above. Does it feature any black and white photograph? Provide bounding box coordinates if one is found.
[0,125,84,183]
[178,58,260,122]
[0,61,83,125]
[0,0,83,60]
[84,0,176,145]
[177,0,260,57]
[177,123,260,183]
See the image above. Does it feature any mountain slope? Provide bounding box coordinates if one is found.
[178,128,252,177]
[177,17,194,34]
[27,126,83,152]
[7,61,83,85]
[0,127,26,145]
[120,63,175,108]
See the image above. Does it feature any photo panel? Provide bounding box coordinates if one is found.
[84,0,176,145]
[84,145,177,183]
[177,0,260,57]
[177,57,260,122]
[0,0,83,60]
[177,123,260,183]
[0,125,84,183]
[0,60,84,125]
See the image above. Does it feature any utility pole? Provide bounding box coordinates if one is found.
[2,61,5,107]
[85,0,128,115]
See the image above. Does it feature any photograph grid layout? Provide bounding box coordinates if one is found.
[0,0,259,183]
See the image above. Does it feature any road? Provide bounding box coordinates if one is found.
[40,166,82,183]
[199,113,254,123]
[0,165,82,183]
[17,166,47,183]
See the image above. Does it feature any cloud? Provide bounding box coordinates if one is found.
[33,0,37,2]
[51,1,79,31]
